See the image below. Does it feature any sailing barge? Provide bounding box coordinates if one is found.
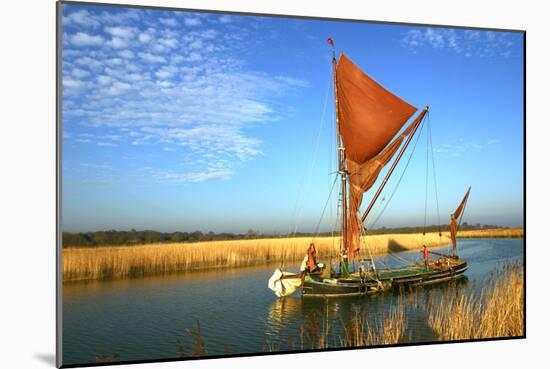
[269,40,471,298]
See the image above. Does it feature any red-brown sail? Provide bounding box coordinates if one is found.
[345,111,426,259]
[450,187,471,256]
[336,54,417,164]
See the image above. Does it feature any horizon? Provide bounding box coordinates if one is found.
[61,3,524,233]
[62,222,522,236]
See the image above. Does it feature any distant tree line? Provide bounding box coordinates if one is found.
[62,223,510,248]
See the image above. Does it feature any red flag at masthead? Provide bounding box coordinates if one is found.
[327,37,334,46]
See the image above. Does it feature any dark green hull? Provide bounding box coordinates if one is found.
[302,260,468,297]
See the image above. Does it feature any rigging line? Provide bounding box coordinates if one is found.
[366,120,427,230]
[423,114,430,237]
[312,175,339,240]
[364,192,386,230]
[428,112,442,236]
[386,248,415,266]
[288,68,332,238]
[358,220,383,269]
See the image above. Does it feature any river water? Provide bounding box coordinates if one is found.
[62,238,523,366]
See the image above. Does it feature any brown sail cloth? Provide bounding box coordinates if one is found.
[336,54,417,164]
[335,53,418,260]
[450,187,471,256]
[345,110,427,259]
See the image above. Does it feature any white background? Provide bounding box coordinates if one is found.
[0,0,546,368]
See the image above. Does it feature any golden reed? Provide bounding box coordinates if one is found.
[452,227,523,239]
[62,228,522,282]
[428,263,524,339]
[63,232,449,282]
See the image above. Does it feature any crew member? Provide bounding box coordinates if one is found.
[300,243,319,273]
[421,244,429,270]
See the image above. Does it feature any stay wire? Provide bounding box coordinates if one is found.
[366,119,427,230]
[423,114,430,237]
[312,175,339,241]
[428,112,442,237]
[287,68,331,239]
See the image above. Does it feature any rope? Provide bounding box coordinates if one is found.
[312,176,339,240]
[423,115,429,237]
[359,119,430,269]
[427,112,442,237]
[287,68,331,238]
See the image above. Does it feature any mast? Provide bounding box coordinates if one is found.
[330,50,418,262]
[329,38,349,270]
[360,107,428,224]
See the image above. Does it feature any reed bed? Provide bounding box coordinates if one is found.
[341,303,406,347]
[427,263,524,340]
[63,232,448,282]
[455,227,524,239]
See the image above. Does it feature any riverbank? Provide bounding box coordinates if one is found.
[62,228,523,282]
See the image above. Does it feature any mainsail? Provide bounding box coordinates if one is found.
[334,53,421,260]
[450,186,471,256]
[335,54,417,163]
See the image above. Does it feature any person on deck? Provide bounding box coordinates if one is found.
[422,244,429,270]
[300,243,319,273]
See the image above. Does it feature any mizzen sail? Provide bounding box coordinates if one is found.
[450,186,471,256]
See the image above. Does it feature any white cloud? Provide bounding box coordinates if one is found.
[63,78,85,89]
[70,32,104,46]
[97,75,112,86]
[402,28,516,57]
[104,26,136,38]
[159,38,178,48]
[97,142,117,147]
[63,9,100,28]
[118,49,135,59]
[107,37,130,49]
[184,52,202,62]
[159,17,179,27]
[62,11,307,182]
[155,168,233,182]
[184,18,202,27]
[71,68,90,79]
[107,81,131,95]
[188,39,203,50]
[219,15,232,24]
[138,52,166,63]
[154,65,177,79]
[74,56,102,70]
[138,32,153,43]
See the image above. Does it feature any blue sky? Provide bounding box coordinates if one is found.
[61,3,524,233]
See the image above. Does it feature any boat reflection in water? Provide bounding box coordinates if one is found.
[265,275,470,349]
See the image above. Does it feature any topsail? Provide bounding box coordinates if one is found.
[335,54,417,163]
